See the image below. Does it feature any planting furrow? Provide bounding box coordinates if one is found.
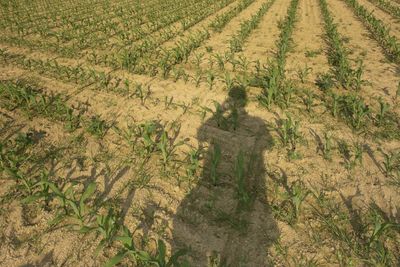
[257,0,300,109]
[83,0,238,75]
[142,0,257,78]
[341,0,400,63]
[239,0,292,68]
[357,0,400,37]
[367,0,400,18]
[177,0,274,74]
[285,0,330,82]
[0,0,223,60]
[170,0,274,78]
[327,0,400,103]
[318,0,363,89]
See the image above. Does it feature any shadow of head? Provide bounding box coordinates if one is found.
[227,86,248,108]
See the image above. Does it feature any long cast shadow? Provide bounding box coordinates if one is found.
[172,87,279,266]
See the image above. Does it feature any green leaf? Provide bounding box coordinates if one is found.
[67,199,80,217]
[94,239,106,256]
[157,239,166,265]
[103,251,128,267]
[115,236,133,248]
[47,182,63,196]
[80,182,96,206]
[167,248,188,266]
[79,225,94,234]
[48,212,66,226]
[21,194,43,204]
[136,250,152,262]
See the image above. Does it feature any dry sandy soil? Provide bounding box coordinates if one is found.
[0,0,399,266]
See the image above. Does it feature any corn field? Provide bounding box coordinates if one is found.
[0,0,399,266]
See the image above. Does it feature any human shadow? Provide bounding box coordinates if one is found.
[172,87,279,266]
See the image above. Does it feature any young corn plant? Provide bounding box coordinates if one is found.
[296,65,312,83]
[353,142,363,167]
[21,170,53,207]
[322,132,333,160]
[376,97,390,126]
[271,178,310,225]
[213,53,225,70]
[81,208,120,255]
[133,82,151,105]
[210,143,221,186]
[235,151,250,209]
[191,69,203,88]
[212,101,228,129]
[105,226,187,267]
[303,90,314,113]
[47,181,97,230]
[206,71,216,90]
[341,95,370,130]
[315,73,334,91]
[192,52,205,69]
[86,115,109,138]
[330,92,340,117]
[157,130,184,168]
[279,115,302,159]
[381,150,400,177]
[185,147,201,185]
[223,71,235,91]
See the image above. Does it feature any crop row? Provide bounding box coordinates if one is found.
[230,0,276,53]
[318,0,365,90]
[0,80,191,266]
[0,0,228,58]
[342,0,400,63]
[257,0,300,110]
[367,0,400,19]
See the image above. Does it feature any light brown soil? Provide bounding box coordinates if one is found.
[0,0,399,266]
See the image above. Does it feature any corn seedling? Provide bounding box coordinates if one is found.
[210,143,221,186]
[303,90,314,113]
[186,147,201,185]
[133,82,151,105]
[157,130,184,167]
[213,53,225,70]
[296,65,312,83]
[381,150,399,177]
[279,115,301,157]
[376,97,390,125]
[223,71,235,90]
[206,71,216,90]
[47,181,97,229]
[235,151,250,208]
[191,69,203,88]
[21,170,53,207]
[86,115,109,138]
[322,132,333,160]
[105,226,186,267]
[192,52,204,69]
[315,73,334,91]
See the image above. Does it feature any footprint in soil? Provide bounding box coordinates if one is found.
[171,87,280,266]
